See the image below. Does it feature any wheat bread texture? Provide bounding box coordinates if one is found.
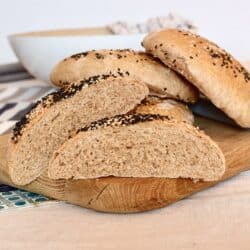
[135,96,194,124]
[50,49,198,102]
[48,114,225,182]
[8,75,149,185]
[142,29,250,128]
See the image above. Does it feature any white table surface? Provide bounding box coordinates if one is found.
[1,167,250,249]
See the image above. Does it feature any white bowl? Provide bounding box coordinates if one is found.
[9,32,145,84]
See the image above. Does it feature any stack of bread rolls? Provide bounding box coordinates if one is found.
[7,29,250,211]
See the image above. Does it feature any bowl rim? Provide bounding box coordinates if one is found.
[8,26,113,38]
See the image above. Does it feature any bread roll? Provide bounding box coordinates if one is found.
[142,29,250,128]
[50,49,198,103]
[48,114,225,181]
[8,75,149,185]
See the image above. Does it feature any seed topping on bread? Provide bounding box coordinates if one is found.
[144,29,250,83]
[76,113,169,134]
[12,74,120,143]
[66,49,153,64]
[68,49,140,61]
[68,51,89,60]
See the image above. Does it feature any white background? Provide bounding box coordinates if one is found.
[1,0,250,64]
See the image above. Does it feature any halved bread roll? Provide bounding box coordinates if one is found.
[135,95,194,124]
[142,29,250,128]
[8,75,149,185]
[48,114,225,181]
[50,49,198,103]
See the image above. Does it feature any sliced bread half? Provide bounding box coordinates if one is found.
[8,75,149,185]
[50,49,198,103]
[48,114,225,181]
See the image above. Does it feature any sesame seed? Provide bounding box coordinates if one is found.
[77,114,169,134]
[70,51,89,60]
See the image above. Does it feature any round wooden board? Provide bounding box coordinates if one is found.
[65,176,209,213]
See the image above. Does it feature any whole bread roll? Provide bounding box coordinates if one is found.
[142,29,250,128]
[48,114,225,181]
[8,75,149,185]
[50,49,198,103]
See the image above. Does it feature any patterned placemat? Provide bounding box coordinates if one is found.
[0,184,54,211]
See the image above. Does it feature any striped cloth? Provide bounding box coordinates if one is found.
[0,79,53,134]
[0,79,55,211]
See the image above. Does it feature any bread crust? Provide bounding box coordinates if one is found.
[50,49,198,103]
[142,29,250,128]
[135,96,194,124]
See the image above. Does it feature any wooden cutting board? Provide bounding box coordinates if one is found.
[0,116,250,213]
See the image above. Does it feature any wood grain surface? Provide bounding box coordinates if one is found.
[0,116,250,213]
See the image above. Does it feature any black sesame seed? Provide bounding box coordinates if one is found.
[95,53,104,59]
[77,114,169,134]
[70,51,89,60]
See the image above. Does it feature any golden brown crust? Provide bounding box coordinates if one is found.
[135,96,194,124]
[50,49,198,103]
[142,29,250,128]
